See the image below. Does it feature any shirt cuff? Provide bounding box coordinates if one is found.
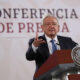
[32,43,38,53]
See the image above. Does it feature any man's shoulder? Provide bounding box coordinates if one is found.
[57,35,72,39]
[57,35,78,48]
[57,35,73,42]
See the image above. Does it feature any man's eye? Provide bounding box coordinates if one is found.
[44,23,58,26]
[46,23,50,26]
[44,23,50,26]
[53,23,56,25]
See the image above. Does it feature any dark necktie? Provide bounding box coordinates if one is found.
[50,40,57,53]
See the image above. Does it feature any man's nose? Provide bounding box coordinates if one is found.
[49,24,54,28]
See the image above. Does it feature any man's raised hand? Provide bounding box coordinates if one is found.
[33,32,45,47]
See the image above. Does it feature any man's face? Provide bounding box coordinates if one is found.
[41,16,59,38]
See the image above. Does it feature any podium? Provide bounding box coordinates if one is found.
[68,74,80,80]
[34,50,80,80]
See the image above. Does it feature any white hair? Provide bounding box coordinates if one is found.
[41,14,59,25]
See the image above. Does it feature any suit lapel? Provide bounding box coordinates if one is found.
[57,36,66,49]
[40,35,50,57]
[43,42,50,57]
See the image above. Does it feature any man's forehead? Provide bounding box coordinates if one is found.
[41,15,59,25]
[44,17,58,23]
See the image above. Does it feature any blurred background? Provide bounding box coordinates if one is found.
[0,0,80,80]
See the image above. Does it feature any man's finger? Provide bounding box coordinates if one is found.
[39,39,46,43]
[36,32,38,40]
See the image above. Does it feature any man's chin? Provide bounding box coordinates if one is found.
[49,33,56,36]
[49,34,56,38]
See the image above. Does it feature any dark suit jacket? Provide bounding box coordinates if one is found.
[26,35,77,72]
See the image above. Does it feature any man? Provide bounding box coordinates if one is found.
[26,15,77,80]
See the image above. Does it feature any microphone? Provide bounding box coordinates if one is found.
[56,43,60,45]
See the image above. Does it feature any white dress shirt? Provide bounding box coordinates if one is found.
[45,35,60,54]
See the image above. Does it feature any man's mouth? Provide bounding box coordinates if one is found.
[49,29,55,31]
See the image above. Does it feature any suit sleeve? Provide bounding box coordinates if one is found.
[26,39,37,61]
[66,37,78,49]
[70,38,78,46]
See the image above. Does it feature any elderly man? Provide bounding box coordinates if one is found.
[26,14,77,80]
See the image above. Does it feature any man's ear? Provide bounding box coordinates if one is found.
[41,25,44,31]
[41,25,43,28]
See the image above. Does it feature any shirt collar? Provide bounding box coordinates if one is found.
[45,34,59,44]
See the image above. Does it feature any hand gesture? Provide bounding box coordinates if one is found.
[33,32,45,47]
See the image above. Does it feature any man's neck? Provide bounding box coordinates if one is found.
[48,34,56,39]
